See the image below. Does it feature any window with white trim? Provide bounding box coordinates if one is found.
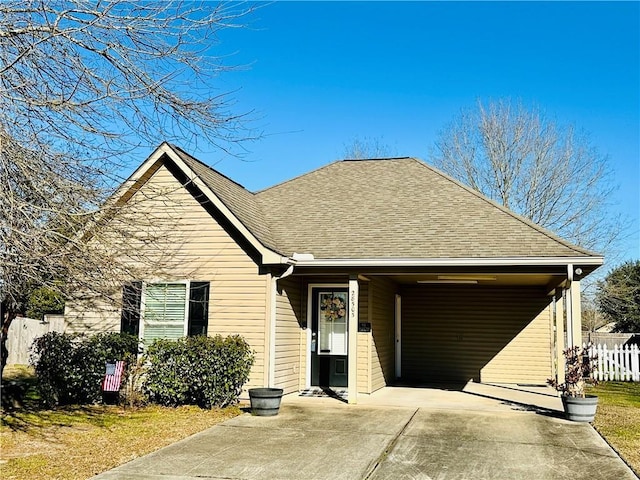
[120,281,209,343]
[143,283,188,342]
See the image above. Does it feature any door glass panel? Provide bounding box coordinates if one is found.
[318,291,347,355]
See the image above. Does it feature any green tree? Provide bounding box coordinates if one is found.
[26,286,65,320]
[596,260,640,332]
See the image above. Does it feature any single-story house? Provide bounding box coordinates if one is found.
[66,142,603,403]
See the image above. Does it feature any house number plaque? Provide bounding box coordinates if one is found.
[350,290,356,318]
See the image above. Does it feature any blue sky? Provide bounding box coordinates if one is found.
[185,1,639,264]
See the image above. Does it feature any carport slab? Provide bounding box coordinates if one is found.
[368,409,638,480]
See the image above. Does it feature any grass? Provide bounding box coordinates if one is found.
[1,366,242,480]
[587,382,640,476]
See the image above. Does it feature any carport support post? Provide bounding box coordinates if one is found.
[554,291,565,385]
[565,264,582,349]
[570,280,582,348]
[348,275,359,404]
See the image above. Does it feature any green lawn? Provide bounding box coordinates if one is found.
[587,382,640,476]
[1,366,241,480]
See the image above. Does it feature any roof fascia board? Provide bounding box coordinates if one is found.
[76,143,170,241]
[106,143,171,208]
[291,257,604,268]
[164,147,284,265]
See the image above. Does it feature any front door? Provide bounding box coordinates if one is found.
[311,288,348,387]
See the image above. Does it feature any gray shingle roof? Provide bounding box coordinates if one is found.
[254,158,597,259]
[166,145,598,260]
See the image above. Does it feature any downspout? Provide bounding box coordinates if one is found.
[268,263,295,387]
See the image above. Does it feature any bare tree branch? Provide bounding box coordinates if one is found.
[0,0,258,373]
[430,99,626,259]
[0,0,257,161]
[342,136,397,160]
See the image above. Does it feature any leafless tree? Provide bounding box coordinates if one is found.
[0,0,256,374]
[430,99,624,258]
[581,295,608,333]
[342,136,397,159]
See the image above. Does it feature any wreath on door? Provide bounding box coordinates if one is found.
[320,295,346,322]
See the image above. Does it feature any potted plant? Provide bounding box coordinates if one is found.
[548,345,598,422]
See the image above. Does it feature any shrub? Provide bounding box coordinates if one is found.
[30,331,139,406]
[143,334,254,408]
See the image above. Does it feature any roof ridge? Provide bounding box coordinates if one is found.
[255,157,417,195]
[410,158,600,257]
[255,159,342,194]
[342,156,414,162]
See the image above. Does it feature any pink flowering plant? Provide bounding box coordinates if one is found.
[547,345,598,398]
[320,295,346,322]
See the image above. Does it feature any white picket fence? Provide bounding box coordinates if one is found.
[584,343,640,382]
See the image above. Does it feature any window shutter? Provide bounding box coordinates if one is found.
[121,281,142,336]
[188,282,210,336]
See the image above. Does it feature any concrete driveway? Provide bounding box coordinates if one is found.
[94,388,637,480]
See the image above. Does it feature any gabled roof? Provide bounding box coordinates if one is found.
[254,157,599,260]
[111,143,283,264]
[117,144,602,266]
[169,145,279,252]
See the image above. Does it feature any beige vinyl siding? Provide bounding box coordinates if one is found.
[274,276,304,394]
[481,304,553,383]
[66,163,269,390]
[400,285,553,384]
[357,282,370,393]
[370,277,397,392]
[65,299,120,334]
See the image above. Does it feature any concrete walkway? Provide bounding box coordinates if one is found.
[94,386,638,480]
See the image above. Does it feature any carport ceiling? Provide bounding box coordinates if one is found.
[385,273,562,287]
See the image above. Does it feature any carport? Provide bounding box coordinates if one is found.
[284,258,600,404]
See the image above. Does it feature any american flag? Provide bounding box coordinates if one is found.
[102,361,125,392]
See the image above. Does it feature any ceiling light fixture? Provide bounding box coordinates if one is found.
[417,280,478,284]
[437,275,497,281]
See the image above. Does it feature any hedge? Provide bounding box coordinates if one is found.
[143,334,254,408]
[30,331,139,406]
